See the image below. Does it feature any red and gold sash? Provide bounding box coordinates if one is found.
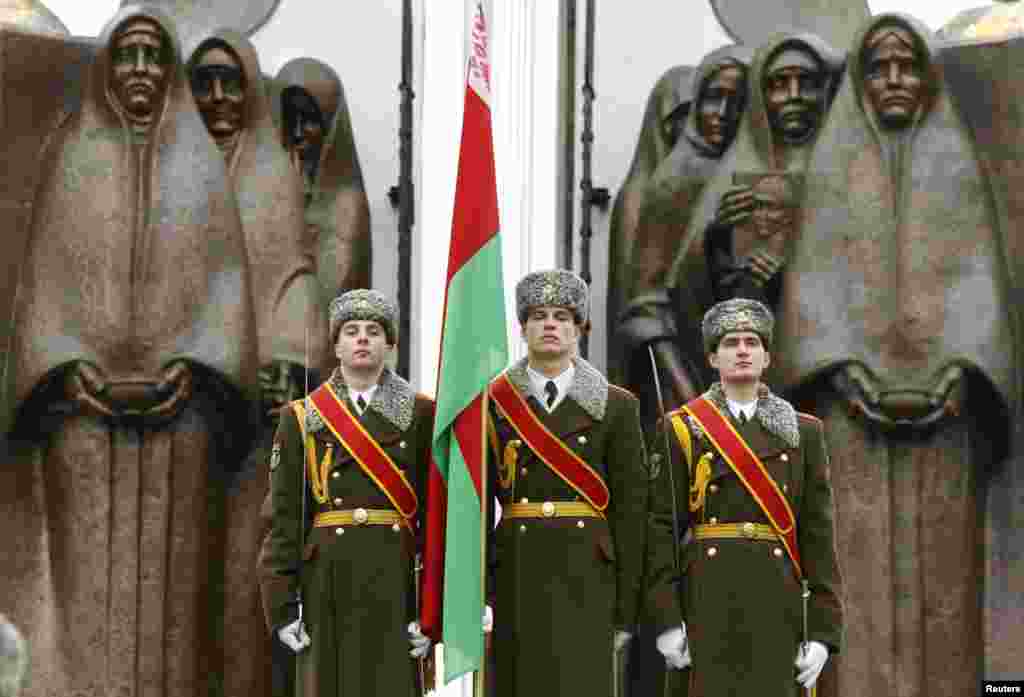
[308,383,418,527]
[683,396,802,578]
[490,373,610,512]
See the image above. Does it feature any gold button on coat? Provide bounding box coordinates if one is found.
[742,522,756,537]
[577,520,585,528]
[773,547,784,558]
[780,453,789,462]
[392,523,401,533]
[331,470,341,479]
[577,435,587,445]
[541,501,556,517]
[519,524,527,533]
[333,497,343,506]
[353,508,369,525]
[520,497,529,504]
[334,527,344,536]
[707,546,718,557]
[709,517,718,525]
[709,483,719,494]
[399,441,407,449]
[521,467,528,476]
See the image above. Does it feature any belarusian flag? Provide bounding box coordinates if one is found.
[420,1,507,685]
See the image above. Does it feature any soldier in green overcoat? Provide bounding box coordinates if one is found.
[258,289,435,697]
[488,270,651,697]
[646,298,843,696]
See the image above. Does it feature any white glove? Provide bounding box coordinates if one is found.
[407,621,432,658]
[794,640,829,688]
[613,630,633,652]
[277,618,311,653]
[483,604,494,634]
[656,625,691,670]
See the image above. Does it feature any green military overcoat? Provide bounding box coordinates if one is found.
[647,383,843,697]
[259,368,435,697]
[488,357,650,697]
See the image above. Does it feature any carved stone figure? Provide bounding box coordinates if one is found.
[774,14,1019,696]
[617,46,753,424]
[607,63,694,384]
[273,58,372,319]
[0,6,258,696]
[644,33,840,416]
[190,29,331,697]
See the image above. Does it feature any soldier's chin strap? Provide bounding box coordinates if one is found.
[648,346,685,626]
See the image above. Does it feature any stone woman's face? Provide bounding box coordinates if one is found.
[191,45,246,142]
[110,19,170,122]
[862,27,924,130]
[763,47,826,145]
[697,64,745,150]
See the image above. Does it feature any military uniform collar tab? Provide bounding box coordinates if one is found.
[327,367,415,431]
[705,382,799,448]
[504,356,608,421]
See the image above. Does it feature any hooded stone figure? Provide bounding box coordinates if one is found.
[0,6,259,696]
[607,63,694,384]
[774,14,1018,696]
[189,29,330,697]
[272,58,372,318]
[645,33,841,414]
[617,45,753,424]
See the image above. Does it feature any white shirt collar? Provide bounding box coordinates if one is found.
[350,384,379,415]
[726,397,757,422]
[526,363,575,412]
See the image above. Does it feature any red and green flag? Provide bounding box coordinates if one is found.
[420,1,507,685]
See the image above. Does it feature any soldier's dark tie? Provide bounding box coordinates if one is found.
[545,380,558,409]
[356,395,367,413]
[738,411,748,424]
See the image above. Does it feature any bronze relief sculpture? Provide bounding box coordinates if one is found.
[607,63,695,384]
[273,58,372,321]
[652,33,840,408]
[0,6,258,695]
[616,46,752,423]
[775,14,1016,696]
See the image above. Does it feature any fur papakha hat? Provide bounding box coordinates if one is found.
[515,269,589,324]
[702,297,774,353]
[329,289,399,344]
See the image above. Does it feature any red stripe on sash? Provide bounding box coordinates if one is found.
[490,373,610,511]
[309,384,418,522]
[684,396,803,578]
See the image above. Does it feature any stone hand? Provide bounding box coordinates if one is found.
[794,640,829,688]
[715,184,755,228]
[831,363,881,417]
[65,361,115,418]
[745,249,784,285]
[259,361,303,421]
[656,624,691,670]
[278,618,311,654]
[147,361,193,422]
[407,621,432,658]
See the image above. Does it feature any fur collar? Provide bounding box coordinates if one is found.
[503,356,609,421]
[305,367,415,432]
[704,382,800,448]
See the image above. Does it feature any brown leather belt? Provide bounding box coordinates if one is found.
[314,508,402,527]
[693,522,778,542]
[502,501,603,519]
